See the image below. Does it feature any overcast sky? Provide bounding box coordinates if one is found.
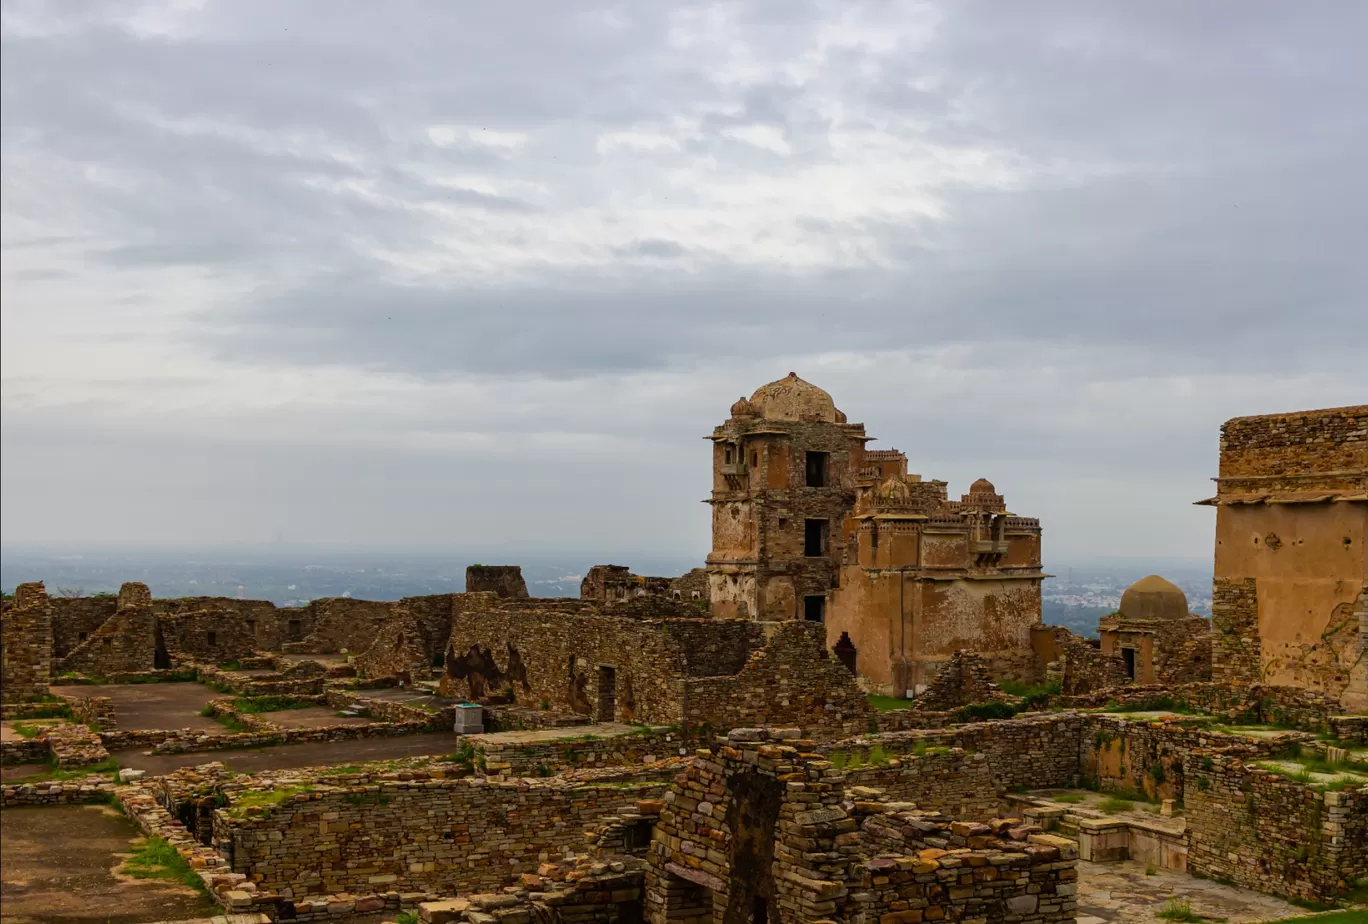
[2,0,1364,563]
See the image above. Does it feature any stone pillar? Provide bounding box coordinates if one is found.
[1,581,54,702]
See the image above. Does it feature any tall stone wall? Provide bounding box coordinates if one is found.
[287,598,396,655]
[1,582,54,701]
[220,777,665,897]
[353,605,429,683]
[914,650,1011,711]
[675,621,870,739]
[842,749,998,820]
[1211,578,1261,684]
[444,603,690,723]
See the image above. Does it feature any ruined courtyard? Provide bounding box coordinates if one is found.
[1,384,1364,924]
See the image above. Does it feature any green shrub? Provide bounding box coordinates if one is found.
[957,700,1018,721]
[1156,897,1204,922]
[119,837,208,894]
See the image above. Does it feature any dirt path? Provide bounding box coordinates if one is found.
[0,803,216,924]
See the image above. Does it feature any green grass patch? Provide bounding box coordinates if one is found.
[1155,897,1224,922]
[8,701,74,720]
[865,694,912,712]
[10,722,52,739]
[14,756,121,783]
[119,836,207,893]
[234,695,316,713]
[958,700,1019,721]
[1099,797,1135,814]
[1052,792,1085,804]
[998,679,1061,709]
[227,784,313,816]
[210,712,249,733]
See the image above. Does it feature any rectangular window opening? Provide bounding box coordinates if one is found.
[207,630,218,647]
[804,595,826,623]
[804,519,829,557]
[805,451,829,487]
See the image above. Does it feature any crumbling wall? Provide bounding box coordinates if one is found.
[155,597,287,650]
[353,605,429,684]
[660,620,763,676]
[49,596,118,658]
[675,621,870,739]
[159,609,261,665]
[222,776,665,896]
[1211,578,1261,684]
[841,748,998,820]
[443,602,690,723]
[466,565,529,598]
[286,598,395,655]
[59,583,157,676]
[1,582,53,701]
[914,650,1011,711]
[1184,752,1367,903]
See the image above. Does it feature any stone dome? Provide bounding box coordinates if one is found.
[730,396,759,418]
[970,478,996,494]
[876,476,911,504]
[1118,575,1189,622]
[748,372,840,423]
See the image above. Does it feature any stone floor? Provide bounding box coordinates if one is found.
[1076,859,1307,923]
[52,682,223,732]
[112,729,463,775]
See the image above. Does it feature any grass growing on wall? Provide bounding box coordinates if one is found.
[225,784,314,817]
[12,756,121,783]
[234,695,316,713]
[865,694,912,712]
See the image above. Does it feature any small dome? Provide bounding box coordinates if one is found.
[748,372,840,423]
[876,476,911,504]
[730,396,759,418]
[1118,575,1189,621]
[970,478,996,494]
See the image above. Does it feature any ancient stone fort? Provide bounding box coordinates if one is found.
[1,379,1364,924]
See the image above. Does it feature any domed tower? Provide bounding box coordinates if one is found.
[705,373,870,621]
[1098,574,1207,685]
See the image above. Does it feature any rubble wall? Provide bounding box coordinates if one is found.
[220,777,666,897]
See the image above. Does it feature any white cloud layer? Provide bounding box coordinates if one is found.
[2,0,1365,560]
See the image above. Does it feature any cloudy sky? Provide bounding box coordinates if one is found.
[2,0,1364,563]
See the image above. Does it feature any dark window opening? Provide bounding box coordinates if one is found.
[804,595,826,623]
[753,897,768,924]
[751,451,758,467]
[102,637,111,647]
[724,445,734,464]
[287,619,302,642]
[1121,647,1136,680]
[805,451,829,487]
[245,619,256,638]
[804,519,828,557]
[78,632,88,643]
[834,631,857,673]
[624,819,654,850]
[206,630,218,647]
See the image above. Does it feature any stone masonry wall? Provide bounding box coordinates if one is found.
[221,776,667,897]
[1219,405,1368,484]
[841,748,999,820]
[475,727,682,779]
[49,596,118,658]
[914,650,1011,712]
[59,583,157,676]
[1211,578,1261,684]
[466,565,529,598]
[1184,752,1367,903]
[1,582,53,702]
[675,621,870,740]
[444,603,689,723]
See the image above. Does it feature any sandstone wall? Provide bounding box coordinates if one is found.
[675,621,869,739]
[466,565,529,598]
[1184,752,1367,903]
[60,583,157,676]
[1218,405,1368,483]
[49,596,118,658]
[842,748,998,820]
[1,582,53,701]
[221,777,666,897]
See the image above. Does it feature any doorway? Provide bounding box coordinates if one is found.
[597,666,617,722]
[1121,647,1136,680]
[834,632,857,674]
[804,595,826,622]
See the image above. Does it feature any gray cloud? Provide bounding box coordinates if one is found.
[2,0,1365,559]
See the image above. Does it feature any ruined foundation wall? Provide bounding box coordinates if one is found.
[222,778,666,897]
[676,621,869,739]
[445,607,690,724]
[1184,752,1367,903]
